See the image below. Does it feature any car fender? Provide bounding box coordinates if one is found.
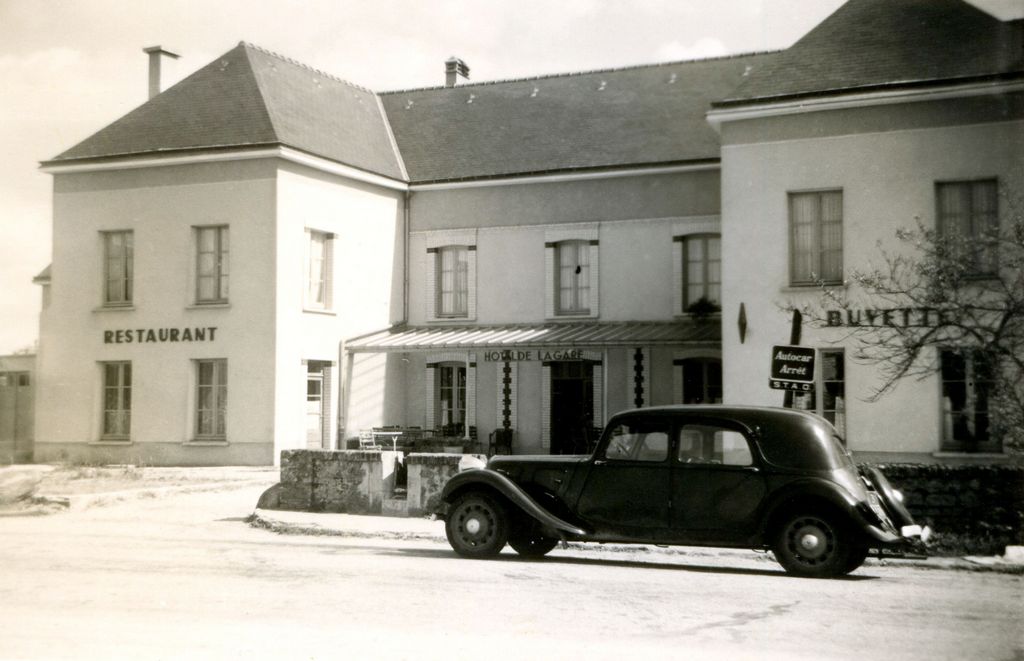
[440,468,589,537]
[760,476,882,538]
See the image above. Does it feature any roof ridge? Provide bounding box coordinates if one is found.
[378,49,780,95]
[238,41,376,94]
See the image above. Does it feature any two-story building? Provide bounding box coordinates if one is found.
[33,0,1021,465]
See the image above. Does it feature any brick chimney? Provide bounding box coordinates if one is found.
[143,46,180,99]
[445,57,470,88]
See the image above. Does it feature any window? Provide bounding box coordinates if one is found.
[196,359,227,438]
[556,240,591,315]
[681,234,721,308]
[306,230,333,310]
[196,226,229,303]
[678,425,752,466]
[102,362,131,438]
[437,246,469,317]
[791,349,846,437]
[676,358,722,404]
[438,363,466,434]
[937,180,998,275]
[604,420,668,462]
[103,231,133,305]
[941,349,997,452]
[789,190,842,285]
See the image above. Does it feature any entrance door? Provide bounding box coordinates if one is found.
[306,368,324,449]
[550,361,593,455]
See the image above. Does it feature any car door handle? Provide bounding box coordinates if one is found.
[741,466,760,473]
[593,459,607,466]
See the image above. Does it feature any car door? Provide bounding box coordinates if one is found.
[574,416,671,540]
[671,419,767,544]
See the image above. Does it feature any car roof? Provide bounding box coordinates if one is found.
[608,405,847,470]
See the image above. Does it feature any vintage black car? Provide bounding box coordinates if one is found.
[439,405,930,577]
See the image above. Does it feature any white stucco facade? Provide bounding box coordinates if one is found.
[35,157,403,465]
[718,94,1024,460]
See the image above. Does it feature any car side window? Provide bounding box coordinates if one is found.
[677,424,753,466]
[604,422,669,462]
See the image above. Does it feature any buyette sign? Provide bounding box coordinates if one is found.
[769,345,815,392]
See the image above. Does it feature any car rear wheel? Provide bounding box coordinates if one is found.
[509,531,559,558]
[845,543,870,573]
[773,513,852,578]
[445,492,509,558]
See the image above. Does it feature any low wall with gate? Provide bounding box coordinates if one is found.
[259,449,465,516]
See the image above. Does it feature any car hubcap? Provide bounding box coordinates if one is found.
[788,518,834,564]
[455,502,494,547]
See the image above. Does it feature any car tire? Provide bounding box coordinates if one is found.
[844,543,870,573]
[445,492,509,558]
[509,532,559,558]
[772,512,852,578]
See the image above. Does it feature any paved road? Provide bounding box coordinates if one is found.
[1,486,1020,660]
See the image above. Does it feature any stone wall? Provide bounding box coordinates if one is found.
[871,464,1024,555]
[265,449,465,517]
[275,449,401,514]
[406,454,463,516]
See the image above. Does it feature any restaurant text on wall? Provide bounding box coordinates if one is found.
[103,327,219,344]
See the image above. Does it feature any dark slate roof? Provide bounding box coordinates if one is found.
[717,0,1024,107]
[380,53,775,183]
[49,43,406,180]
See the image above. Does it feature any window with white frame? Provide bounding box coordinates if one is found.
[556,240,591,315]
[936,179,999,276]
[941,349,997,452]
[681,234,721,309]
[101,361,131,438]
[437,363,466,434]
[437,245,469,317]
[195,359,227,438]
[789,190,843,285]
[306,230,334,310]
[792,349,846,438]
[103,230,133,306]
[195,226,229,304]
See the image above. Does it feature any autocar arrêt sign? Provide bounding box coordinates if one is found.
[770,345,815,392]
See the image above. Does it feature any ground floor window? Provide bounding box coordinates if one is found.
[941,349,997,452]
[676,358,722,404]
[101,362,131,438]
[792,349,846,437]
[196,359,227,438]
[438,363,466,435]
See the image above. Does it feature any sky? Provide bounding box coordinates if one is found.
[1,0,1021,355]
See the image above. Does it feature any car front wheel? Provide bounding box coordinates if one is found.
[445,492,509,558]
[773,513,852,578]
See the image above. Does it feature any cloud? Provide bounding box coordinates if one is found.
[655,37,728,62]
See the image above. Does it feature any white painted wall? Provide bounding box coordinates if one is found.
[36,160,279,465]
[721,114,1023,455]
[275,162,404,448]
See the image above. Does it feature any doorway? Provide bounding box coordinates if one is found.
[550,361,594,455]
[305,361,332,449]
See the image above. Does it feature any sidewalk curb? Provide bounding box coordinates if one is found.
[248,510,1024,574]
